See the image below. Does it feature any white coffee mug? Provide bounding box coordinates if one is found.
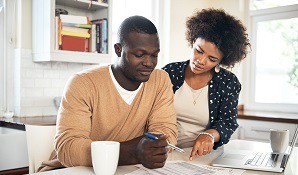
[91,141,120,175]
[270,129,289,153]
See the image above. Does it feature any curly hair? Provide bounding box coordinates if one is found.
[186,8,250,67]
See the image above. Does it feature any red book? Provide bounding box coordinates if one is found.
[61,35,89,52]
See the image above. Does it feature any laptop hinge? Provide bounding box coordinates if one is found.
[280,154,289,168]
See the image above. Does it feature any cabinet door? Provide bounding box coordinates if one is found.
[237,119,297,144]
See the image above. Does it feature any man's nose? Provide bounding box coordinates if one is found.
[142,56,154,67]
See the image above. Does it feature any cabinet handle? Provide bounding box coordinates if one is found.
[251,127,270,133]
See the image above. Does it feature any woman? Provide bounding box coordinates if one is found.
[162,8,250,160]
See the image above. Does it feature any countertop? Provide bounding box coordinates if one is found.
[238,110,298,123]
[0,116,56,130]
[0,110,297,131]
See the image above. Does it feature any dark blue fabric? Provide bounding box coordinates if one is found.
[162,60,240,149]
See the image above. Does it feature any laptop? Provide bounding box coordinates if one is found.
[211,125,298,172]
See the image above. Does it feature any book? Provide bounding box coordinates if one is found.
[91,18,108,53]
[54,16,59,50]
[60,14,89,24]
[95,23,102,53]
[58,18,62,49]
[91,18,103,24]
[61,22,92,29]
[91,19,103,53]
[89,24,97,52]
[61,35,89,52]
[62,26,90,33]
[61,30,91,38]
[101,19,108,54]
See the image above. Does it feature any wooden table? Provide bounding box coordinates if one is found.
[30,139,298,175]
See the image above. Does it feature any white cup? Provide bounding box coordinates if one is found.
[91,141,120,175]
[270,129,289,153]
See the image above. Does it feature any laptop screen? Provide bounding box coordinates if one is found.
[288,124,298,154]
[283,124,298,167]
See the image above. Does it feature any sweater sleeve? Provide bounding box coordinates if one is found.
[146,71,178,145]
[211,75,240,149]
[54,74,94,167]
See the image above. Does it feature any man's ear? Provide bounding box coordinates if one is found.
[114,43,122,57]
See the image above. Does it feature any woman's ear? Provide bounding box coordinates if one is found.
[114,43,122,57]
[192,38,197,44]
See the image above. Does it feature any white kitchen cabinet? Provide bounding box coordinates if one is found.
[235,119,297,145]
[32,0,112,64]
[0,127,28,171]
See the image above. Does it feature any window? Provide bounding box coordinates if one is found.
[0,0,4,116]
[112,0,160,49]
[250,0,298,10]
[247,1,298,113]
[0,0,15,117]
[111,0,168,68]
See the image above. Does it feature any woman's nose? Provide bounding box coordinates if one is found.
[198,55,207,65]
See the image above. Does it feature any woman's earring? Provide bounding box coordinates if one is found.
[215,64,220,73]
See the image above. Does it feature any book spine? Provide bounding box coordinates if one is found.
[62,26,90,33]
[90,24,96,52]
[102,19,108,54]
[61,22,92,29]
[61,35,89,52]
[95,24,102,53]
[58,18,62,49]
[55,16,59,50]
[60,14,88,24]
[61,30,91,38]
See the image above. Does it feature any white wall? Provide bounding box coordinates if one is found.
[0,0,4,115]
[167,0,212,62]
[13,49,96,116]
[12,0,249,116]
[12,0,97,117]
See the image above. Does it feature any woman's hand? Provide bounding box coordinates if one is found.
[189,129,220,160]
[189,134,214,160]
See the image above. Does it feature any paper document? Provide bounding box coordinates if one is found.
[200,165,245,175]
[125,161,245,175]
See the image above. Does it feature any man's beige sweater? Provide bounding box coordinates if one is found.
[52,66,177,168]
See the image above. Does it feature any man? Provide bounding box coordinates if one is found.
[40,16,177,171]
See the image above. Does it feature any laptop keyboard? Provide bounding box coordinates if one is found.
[245,152,279,167]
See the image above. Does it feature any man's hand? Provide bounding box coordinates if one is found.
[118,134,170,169]
[136,134,169,169]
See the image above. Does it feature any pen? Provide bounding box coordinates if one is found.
[145,133,185,153]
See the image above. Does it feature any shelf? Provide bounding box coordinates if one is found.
[33,50,112,64]
[32,0,112,64]
[56,0,108,11]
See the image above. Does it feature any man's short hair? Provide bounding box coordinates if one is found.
[117,15,158,45]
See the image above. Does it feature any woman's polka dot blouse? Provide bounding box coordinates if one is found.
[162,60,241,149]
